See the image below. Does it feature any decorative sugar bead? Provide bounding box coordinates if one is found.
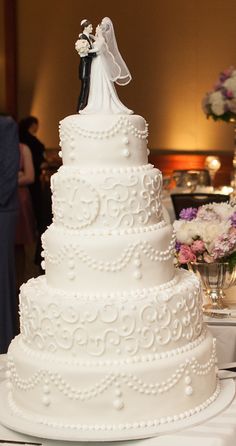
[185,385,193,396]
[42,395,51,406]
[122,137,129,145]
[68,260,75,269]
[5,370,11,379]
[184,375,192,385]
[122,149,130,158]
[134,270,142,280]
[115,388,122,397]
[43,384,50,394]
[58,150,62,158]
[147,148,150,156]
[41,260,45,270]
[68,271,75,280]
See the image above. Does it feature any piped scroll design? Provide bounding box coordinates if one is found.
[51,169,163,231]
[19,273,203,357]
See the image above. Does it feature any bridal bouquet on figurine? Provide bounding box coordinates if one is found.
[173,202,236,268]
[75,38,90,56]
[202,66,236,122]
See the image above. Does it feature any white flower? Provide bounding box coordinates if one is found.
[223,77,236,96]
[197,221,228,253]
[213,203,235,220]
[209,91,225,116]
[173,221,199,245]
[198,202,234,222]
[75,39,90,56]
[228,99,236,113]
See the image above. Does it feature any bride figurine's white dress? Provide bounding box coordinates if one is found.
[80,17,133,115]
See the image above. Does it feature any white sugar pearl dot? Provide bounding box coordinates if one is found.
[185,376,192,385]
[147,149,150,156]
[42,395,50,406]
[113,398,124,410]
[134,270,142,279]
[41,260,45,270]
[68,271,75,280]
[43,385,50,394]
[122,149,130,158]
[122,137,129,145]
[68,260,74,269]
[134,259,142,267]
[58,150,62,158]
[185,385,193,396]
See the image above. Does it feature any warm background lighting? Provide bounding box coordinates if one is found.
[1,0,236,153]
[204,156,221,184]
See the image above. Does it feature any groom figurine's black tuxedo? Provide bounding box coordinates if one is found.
[77,33,96,111]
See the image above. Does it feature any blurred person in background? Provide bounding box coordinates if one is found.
[15,143,36,291]
[0,114,20,353]
[19,116,45,266]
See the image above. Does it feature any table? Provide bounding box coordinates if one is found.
[0,357,236,445]
[205,317,236,365]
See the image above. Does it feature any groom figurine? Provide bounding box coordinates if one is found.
[77,19,96,112]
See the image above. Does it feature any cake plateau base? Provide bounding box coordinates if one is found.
[0,380,235,443]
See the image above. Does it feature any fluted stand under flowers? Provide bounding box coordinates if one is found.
[189,262,236,310]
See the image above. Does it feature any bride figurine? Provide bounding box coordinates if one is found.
[80,17,133,115]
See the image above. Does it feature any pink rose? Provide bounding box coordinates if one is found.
[191,240,205,254]
[178,245,196,264]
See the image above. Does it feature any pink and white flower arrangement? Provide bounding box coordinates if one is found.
[202,67,236,122]
[173,202,236,268]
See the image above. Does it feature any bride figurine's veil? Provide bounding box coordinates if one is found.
[100,17,132,86]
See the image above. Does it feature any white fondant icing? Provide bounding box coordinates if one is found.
[42,224,176,292]
[4,110,219,436]
[6,332,217,428]
[59,115,148,168]
[18,270,203,359]
[51,165,163,231]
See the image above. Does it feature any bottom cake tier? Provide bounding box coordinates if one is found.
[6,329,218,432]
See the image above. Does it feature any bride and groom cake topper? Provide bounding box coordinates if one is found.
[75,17,133,115]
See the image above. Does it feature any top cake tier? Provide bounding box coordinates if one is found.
[59,114,149,168]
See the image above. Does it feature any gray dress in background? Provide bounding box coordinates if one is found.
[0,115,20,353]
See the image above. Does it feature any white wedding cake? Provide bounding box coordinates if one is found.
[3,17,219,439]
[4,112,219,437]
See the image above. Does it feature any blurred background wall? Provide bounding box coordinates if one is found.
[1,0,236,152]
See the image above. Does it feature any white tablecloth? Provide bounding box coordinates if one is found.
[0,357,236,446]
[205,317,236,365]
